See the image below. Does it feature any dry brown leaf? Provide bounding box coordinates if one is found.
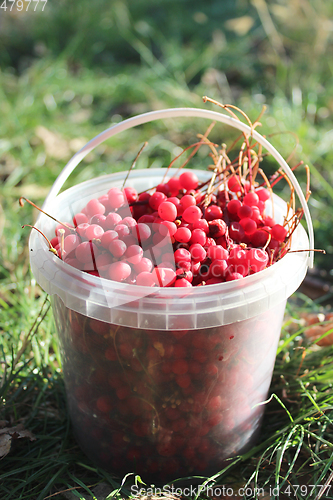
[0,423,36,459]
[35,126,71,160]
[225,16,255,36]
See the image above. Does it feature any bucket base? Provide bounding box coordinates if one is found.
[52,296,286,482]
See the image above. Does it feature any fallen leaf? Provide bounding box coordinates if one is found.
[0,424,36,459]
[35,126,71,160]
[225,16,255,36]
[0,434,11,459]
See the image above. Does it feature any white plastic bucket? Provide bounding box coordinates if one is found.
[29,108,313,481]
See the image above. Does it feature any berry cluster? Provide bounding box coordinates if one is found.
[50,170,289,287]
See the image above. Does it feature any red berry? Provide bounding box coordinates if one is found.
[149,191,167,210]
[237,204,253,219]
[85,199,106,218]
[158,201,177,221]
[182,205,202,223]
[248,248,269,272]
[243,192,259,206]
[189,244,206,262]
[125,245,143,265]
[228,176,242,192]
[151,267,176,287]
[167,177,180,195]
[239,217,257,236]
[179,171,199,191]
[190,228,207,246]
[256,187,270,202]
[174,278,192,287]
[174,227,191,243]
[227,199,242,215]
[136,272,155,287]
[271,224,287,242]
[123,187,138,203]
[205,205,223,221]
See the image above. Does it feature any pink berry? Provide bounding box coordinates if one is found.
[85,224,104,241]
[159,221,177,237]
[105,212,122,230]
[73,212,88,226]
[237,204,253,219]
[208,219,227,237]
[76,223,90,239]
[63,234,81,254]
[122,217,137,228]
[85,198,106,218]
[226,272,244,281]
[108,188,125,209]
[167,177,180,195]
[174,278,192,288]
[248,248,269,272]
[125,245,143,265]
[228,248,250,277]
[108,261,131,282]
[109,239,127,257]
[192,218,209,233]
[256,187,270,202]
[133,223,151,243]
[100,230,118,248]
[136,272,155,287]
[228,176,242,192]
[251,229,270,247]
[95,253,113,272]
[133,257,153,274]
[207,245,228,261]
[75,241,98,264]
[209,259,228,278]
[114,224,130,239]
[229,221,245,243]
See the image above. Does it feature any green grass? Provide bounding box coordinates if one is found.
[1,0,333,498]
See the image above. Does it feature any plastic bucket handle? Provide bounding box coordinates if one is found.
[43,107,314,268]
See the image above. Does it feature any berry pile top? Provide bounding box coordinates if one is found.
[49,169,289,289]
[29,168,309,329]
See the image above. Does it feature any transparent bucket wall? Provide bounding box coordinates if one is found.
[51,294,286,481]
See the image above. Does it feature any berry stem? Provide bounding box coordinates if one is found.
[122,141,148,189]
[19,197,75,232]
[22,225,59,257]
